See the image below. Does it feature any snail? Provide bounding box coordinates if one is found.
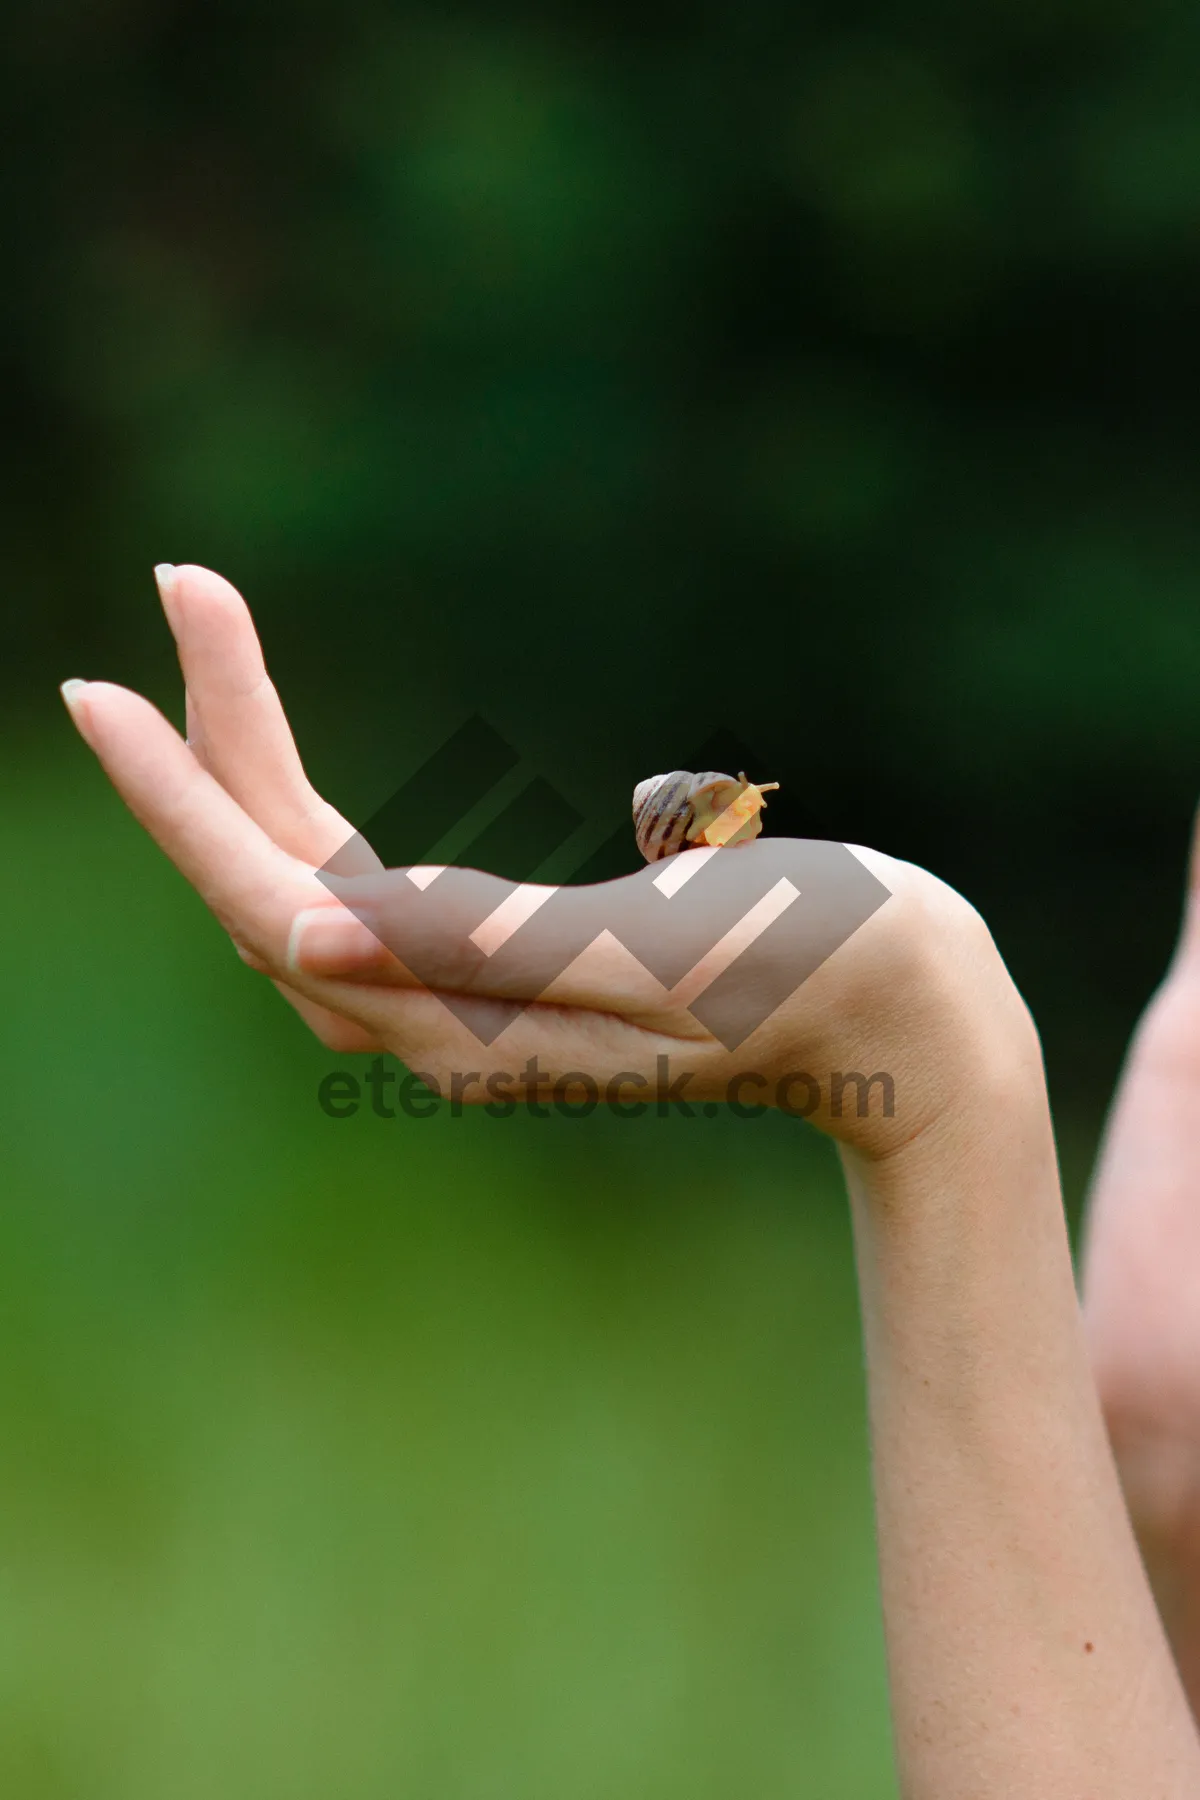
[632,770,781,862]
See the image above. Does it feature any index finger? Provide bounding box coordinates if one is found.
[62,678,329,962]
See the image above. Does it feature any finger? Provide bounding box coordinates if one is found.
[286,839,850,1033]
[63,676,403,1044]
[155,563,379,874]
[63,678,334,955]
[287,866,672,1019]
[278,992,387,1053]
[152,565,382,1039]
[56,680,458,1062]
[233,943,385,1050]
[311,981,700,1100]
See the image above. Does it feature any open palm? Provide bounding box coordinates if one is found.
[60,564,1017,1160]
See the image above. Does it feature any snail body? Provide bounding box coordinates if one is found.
[632,769,780,862]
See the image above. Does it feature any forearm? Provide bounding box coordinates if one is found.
[841,1007,1200,1798]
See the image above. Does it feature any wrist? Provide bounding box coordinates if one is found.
[839,1004,1078,1440]
[841,1016,1054,1245]
[831,869,1046,1168]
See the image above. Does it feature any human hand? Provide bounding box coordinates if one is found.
[61,566,1035,1161]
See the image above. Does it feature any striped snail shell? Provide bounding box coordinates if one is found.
[632,769,780,863]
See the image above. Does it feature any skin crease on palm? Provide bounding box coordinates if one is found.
[59,563,1200,1793]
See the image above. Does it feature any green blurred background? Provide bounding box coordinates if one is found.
[4,2,1200,1793]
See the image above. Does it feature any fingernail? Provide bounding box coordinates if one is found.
[59,678,94,746]
[154,564,178,614]
[287,906,384,974]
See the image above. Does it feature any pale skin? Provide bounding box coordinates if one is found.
[1082,815,1200,1715]
[60,563,1200,1796]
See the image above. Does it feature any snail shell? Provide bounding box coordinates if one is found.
[632,769,780,862]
